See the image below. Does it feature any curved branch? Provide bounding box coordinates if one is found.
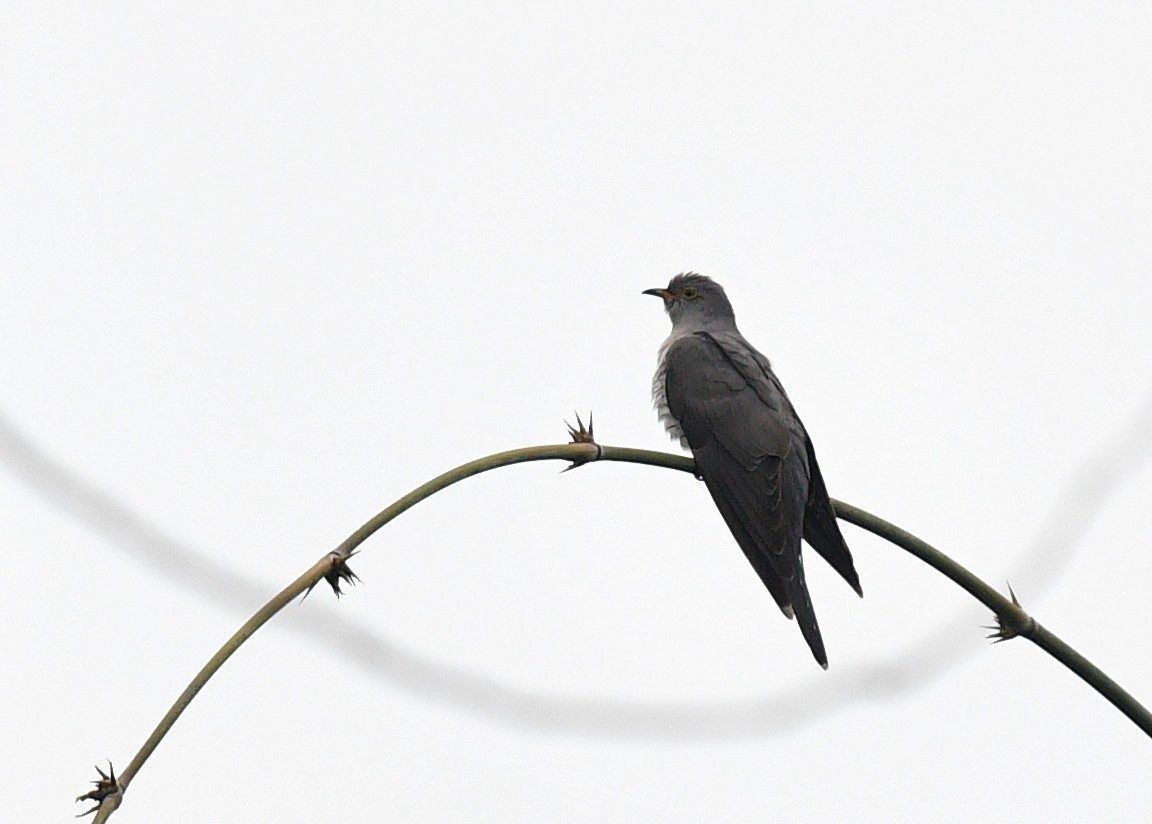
[88,442,1151,820]
[831,500,1152,738]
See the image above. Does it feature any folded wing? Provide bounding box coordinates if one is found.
[662,331,828,667]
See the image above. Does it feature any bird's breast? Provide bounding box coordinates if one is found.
[652,336,690,449]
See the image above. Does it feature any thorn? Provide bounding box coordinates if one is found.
[984,580,1027,643]
[565,410,595,444]
[562,410,602,472]
[76,760,120,817]
[304,551,361,600]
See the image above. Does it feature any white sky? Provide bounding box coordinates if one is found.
[3,4,1152,822]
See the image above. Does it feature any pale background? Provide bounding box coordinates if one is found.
[3,4,1151,822]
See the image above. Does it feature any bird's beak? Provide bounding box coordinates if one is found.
[642,287,674,304]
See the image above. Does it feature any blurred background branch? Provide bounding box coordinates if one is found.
[6,391,1152,740]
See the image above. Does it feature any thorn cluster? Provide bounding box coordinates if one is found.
[562,411,602,472]
[565,410,595,444]
[305,551,361,599]
[75,761,120,818]
[985,582,1028,643]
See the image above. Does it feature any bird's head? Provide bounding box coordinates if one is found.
[643,272,736,328]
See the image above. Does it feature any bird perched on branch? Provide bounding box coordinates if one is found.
[644,273,862,669]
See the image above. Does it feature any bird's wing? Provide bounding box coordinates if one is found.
[801,432,863,596]
[712,332,863,597]
[711,331,862,596]
[663,332,827,666]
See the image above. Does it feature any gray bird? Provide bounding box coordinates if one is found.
[644,273,862,669]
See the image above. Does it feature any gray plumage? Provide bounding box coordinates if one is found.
[644,273,862,669]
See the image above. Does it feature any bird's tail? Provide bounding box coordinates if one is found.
[789,559,828,670]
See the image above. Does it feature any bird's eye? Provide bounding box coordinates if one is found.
[682,286,700,299]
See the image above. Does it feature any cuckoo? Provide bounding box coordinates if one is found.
[644,273,862,668]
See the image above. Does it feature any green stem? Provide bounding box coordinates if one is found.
[90,442,1151,820]
[95,444,603,822]
[831,500,1152,738]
